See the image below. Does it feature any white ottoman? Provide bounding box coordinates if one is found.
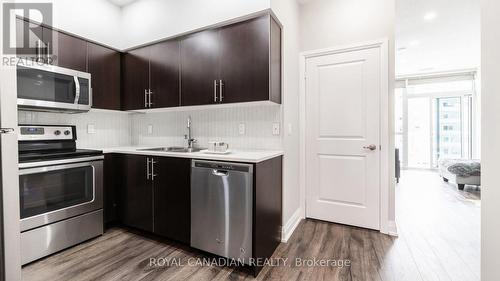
[438,159,481,190]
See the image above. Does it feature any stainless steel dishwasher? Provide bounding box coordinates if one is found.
[191,160,253,263]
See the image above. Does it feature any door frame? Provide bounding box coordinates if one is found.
[0,3,22,280]
[298,39,395,235]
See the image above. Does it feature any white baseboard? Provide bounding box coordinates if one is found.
[281,208,303,242]
[386,220,399,237]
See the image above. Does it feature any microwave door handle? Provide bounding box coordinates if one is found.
[73,76,81,104]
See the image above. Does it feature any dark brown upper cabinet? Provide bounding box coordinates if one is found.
[180,29,221,106]
[15,17,43,56]
[218,16,274,103]
[180,14,281,106]
[122,46,150,110]
[122,40,180,110]
[87,42,121,110]
[46,29,87,72]
[149,40,181,108]
[15,17,87,71]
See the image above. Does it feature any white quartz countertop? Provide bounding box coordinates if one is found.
[93,146,284,163]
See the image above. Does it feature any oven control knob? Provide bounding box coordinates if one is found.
[54,130,61,136]
[64,130,71,136]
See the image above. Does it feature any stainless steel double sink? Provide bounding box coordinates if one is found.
[138,147,203,153]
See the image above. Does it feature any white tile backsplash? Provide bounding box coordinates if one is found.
[18,110,132,148]
[131,105,283,150]
[18,104,283,151]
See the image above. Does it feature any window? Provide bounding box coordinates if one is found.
[395,73,476,169]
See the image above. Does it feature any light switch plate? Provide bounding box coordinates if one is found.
[272,123,280,136]
[148,124,153,134]
[238,123,245,135]
[287,123,293,135]
[87,124,96,134]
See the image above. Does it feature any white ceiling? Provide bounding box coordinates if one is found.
[396,0,480,76]
[107,0,137,7]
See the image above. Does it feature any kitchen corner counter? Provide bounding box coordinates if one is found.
[94,146,284,163]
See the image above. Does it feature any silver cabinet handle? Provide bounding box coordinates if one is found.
[363,144,377,151]
[214,80,218,102]
[146,157,151,180]
[144,89,148,108]
[148,89,153,108]
[219,79,224,102]
[151,159,157,180]
[36,40,43,62]
[46,42,51,64]
[35,40,39,60]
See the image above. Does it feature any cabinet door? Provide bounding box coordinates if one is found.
[149,40,180,108]
[46,28,87,72]
[87,42,121,110]
[104,154,122,225]
[180,29,220,106]
[219,16,270,103]
[121,154,153,232]
[122,47,150,110]
[15,18,43,56]
[154,157,191,243]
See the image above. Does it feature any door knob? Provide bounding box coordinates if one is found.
[363,144,377,151]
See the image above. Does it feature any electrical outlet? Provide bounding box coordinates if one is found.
[272,123,280,136]
[238,123,245,135]
[87,124,96,134]
[148,124,153,134]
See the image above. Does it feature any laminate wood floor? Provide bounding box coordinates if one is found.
[22,170,480,281]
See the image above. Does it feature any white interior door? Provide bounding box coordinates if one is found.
[305,45,381,230]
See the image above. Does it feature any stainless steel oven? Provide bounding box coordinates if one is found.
[17,59,92,113]
[18,125,103,265]
[18,157,103,232]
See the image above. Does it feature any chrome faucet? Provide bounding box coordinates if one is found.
[185,116,197,149]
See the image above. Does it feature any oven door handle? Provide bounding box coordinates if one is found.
[18,156,104,169]
[19,161,96,175]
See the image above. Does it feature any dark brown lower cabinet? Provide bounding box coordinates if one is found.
[253,156,283,276]
[107,154,191,242]
[104,154,121,225]
[104,153,282,277]
[121,154,153,232]
[153,157,191,243]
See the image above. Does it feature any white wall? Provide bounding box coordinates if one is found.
[120,0,270,49]
[300,0,395,52]
[481,0,500,279]
[270,0,301,236]
[299,0,396,224]
[15,0,123,48]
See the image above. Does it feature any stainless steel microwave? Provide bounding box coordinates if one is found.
[17,59,92,113]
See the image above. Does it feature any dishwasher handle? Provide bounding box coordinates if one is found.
[212,169,229,177]
[192,160,253,173]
